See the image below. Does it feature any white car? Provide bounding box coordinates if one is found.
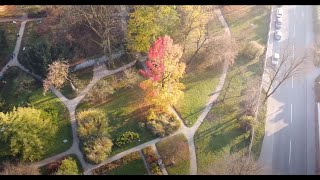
[276,8,283,18]
[275,17,282,29]
[274,30,282,40]
[272,53,280,65]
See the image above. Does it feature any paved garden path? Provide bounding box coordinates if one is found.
[34,61,137,170]
[85,7,232,175]
[0,9,231,175]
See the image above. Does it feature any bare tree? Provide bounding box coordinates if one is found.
[178,6,209,54]
[263,43,307,102]
[241,77,260,116]
[312,44,320,67]
[64,6,123,67]
[207,153,262,175]
[180,6,238,67]
[0,162,40,175]
[43,60,79,94]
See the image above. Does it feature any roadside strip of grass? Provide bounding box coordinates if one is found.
[195,5,270,174]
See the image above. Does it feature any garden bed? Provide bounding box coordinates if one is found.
[156,134,190,175]
[92,151,147,175]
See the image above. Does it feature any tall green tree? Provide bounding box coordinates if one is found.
[0,107,57,162]
[127,6,179,53]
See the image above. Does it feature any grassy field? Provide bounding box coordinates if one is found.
[221,5,270,46]
[174,8,226,127]
[92,151,148,175]
[251,92,267,159]
[195,5,270,174]
[175,65,222,126]
[19,21,39,55]
[17,21,42,69]
[0,22,19,69]
[107,158,147,175]
[0,67,72,160]
[156,133,190,175]
[76,74,156,156]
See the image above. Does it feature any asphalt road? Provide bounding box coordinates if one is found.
[259,5,317,175]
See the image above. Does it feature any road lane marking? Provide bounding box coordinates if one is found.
[292,75,293,88]
[292,44,295,63]
[291,104,292,123]
[289,140,292,165]
[293,8,296,37]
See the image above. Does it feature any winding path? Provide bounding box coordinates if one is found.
[0,8,231,175]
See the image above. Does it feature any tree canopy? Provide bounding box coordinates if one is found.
[139,35,185,113]
[0,107,57,162]
[127,6,179,53]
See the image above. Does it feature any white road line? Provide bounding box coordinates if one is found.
[289,140,292,165]
[293,8,296,37]
[292,44,295,60]
[291,104,293,123]
[291,75,293,88]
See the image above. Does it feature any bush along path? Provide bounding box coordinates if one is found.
[0,8,231,175]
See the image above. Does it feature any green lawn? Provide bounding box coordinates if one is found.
[92,151,148,175]
[0,67,72,161]
[251,91,267,159]
[156,133,190,175]
[18,21,39,57]
[221,5,270,46]
[0,22,19,69]
[175,65,222,126]
[195,5,270,174]
[107,157,148,175]
[173,8,227,127]
[77,74,156,156]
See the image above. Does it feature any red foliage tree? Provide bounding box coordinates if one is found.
[139,36,167,81]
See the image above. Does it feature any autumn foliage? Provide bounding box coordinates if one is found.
[139,35,186,113]
[139,36,165,81]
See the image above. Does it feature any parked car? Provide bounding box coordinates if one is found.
[274,30,282,40]
[272,53,280,65]
[275,17,283,29]
[276,8,283,18]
